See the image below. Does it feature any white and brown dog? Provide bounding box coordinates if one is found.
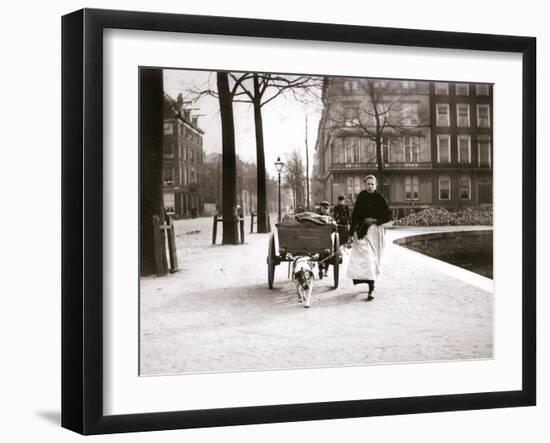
[292,256,315,308]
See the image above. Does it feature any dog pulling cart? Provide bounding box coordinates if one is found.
[266,223,342,291]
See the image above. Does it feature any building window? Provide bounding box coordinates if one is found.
[382,138,391,164]
[476,84,490,95]
[163,167,175,186]
[439,175,451,200]
[457,135,471,163]
[163,122,174,135]
[477,105,491,128]
[435,82,449,95]
[402,80,416,89]
[163,143,174,158]
[346,176,362,201]
[354,177,362,198]
[436,103,450,127]
[343,79,358,94]
[456,104,470,127]
[402,103,419,126]
[373,79,388,88]
[360,137,376,163]
[346,177,353,201]
[163,192,175,214]
[343,106,360,127]
[459,175,471,200]
[403,136,420,162]
[478,140,492,167]
[437,135,451,163]
[344,137,359,163]
[178,140,185,160]
[405,175,419,200]
[455,83,469,96]
[324,148,330,172]
[183,168,188,185]
[332,138,345,163]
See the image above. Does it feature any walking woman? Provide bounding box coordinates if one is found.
[347,175,392,301]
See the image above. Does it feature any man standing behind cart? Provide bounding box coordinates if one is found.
[317,201,337,278]
[333,195,351,246]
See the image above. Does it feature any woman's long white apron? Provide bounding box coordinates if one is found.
[346,224,386,281]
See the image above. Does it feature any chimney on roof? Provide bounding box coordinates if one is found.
[192,116,199,126]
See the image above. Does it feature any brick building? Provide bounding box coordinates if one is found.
[430,81,493,207]
[312,77,493,215]
[163,94,205,218]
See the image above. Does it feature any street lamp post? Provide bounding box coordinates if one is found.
[274,156,284,223]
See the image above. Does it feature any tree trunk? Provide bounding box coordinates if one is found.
[217,72,238,244]
[253,74,269,233]
[376,138,388,199]
[305,115,310,210]
[140,68,166,276]
[376,137,384,180]
[218,158,222,210]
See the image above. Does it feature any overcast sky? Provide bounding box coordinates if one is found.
[163,69,323,179]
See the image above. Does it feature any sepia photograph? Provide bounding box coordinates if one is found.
[139,68,494,376]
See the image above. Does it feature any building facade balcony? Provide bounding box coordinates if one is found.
[328,161,434,173]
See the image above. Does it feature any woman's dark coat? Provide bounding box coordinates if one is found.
[350,190,392,239]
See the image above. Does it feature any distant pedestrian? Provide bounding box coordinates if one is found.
[347,175,392,301]
[333,195,351,245]
[317,201,337,278]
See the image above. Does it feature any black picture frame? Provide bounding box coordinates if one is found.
[61,8,536,435]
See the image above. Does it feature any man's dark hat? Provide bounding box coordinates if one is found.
[338,196,345,201]
[320,200,330,207]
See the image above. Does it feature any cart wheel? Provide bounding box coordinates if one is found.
[332,233,340,289]
[267,233,276,289]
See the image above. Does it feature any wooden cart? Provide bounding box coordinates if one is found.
[267,223,341,290]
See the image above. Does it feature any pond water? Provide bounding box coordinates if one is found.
[395,230,493,279]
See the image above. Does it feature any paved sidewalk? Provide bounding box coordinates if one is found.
[140,217,493,375]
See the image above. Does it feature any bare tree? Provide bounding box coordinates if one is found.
[237,159,258,215]
[185,72,321,229]
[284,148,306,211]
[229,73,322,231]
[203,154,257,216]
[216,72,239,244]
[324,78,425,192]
[140,68,166,276]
